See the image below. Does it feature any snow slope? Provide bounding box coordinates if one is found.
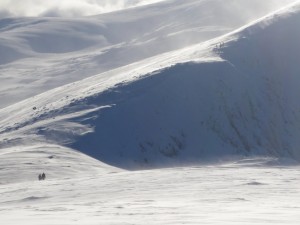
[1,1,300,224]
[1,1,300,169]
[0,144,120,185]
[0,0,296,108]
[1,163,300,225]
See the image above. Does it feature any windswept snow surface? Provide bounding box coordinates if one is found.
[1,1,300,224]
[1,161,300,225]
[0,0,296,108]
[0,144,120,185]
[2,1,300,169]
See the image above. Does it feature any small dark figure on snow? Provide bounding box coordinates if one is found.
[38,172,46,181]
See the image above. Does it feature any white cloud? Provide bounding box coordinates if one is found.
[0,0,166,18]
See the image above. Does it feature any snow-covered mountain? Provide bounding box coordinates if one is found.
[1,1,300,224]
[1,0,300,170]
[0,0,295,108]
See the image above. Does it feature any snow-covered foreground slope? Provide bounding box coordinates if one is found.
[1,1,300,169]
[1,162,300,225]
[0,144,120,185]
[0,0,296,108]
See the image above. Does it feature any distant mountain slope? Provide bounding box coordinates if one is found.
[0,1,299,169]
[0,0,295,108]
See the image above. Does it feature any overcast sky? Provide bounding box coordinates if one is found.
[0,0,167,18]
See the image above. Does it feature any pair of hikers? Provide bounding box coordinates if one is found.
[38,172,46,181]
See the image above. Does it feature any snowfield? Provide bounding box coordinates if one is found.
[1,0,300,224]
[1,156,300,224]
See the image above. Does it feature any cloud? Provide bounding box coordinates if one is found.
[0,0,295,19]
[0,9,12,18]
[0,0,166,18]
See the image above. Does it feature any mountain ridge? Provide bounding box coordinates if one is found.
[0,0,296,108]
[1,1,300,169]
